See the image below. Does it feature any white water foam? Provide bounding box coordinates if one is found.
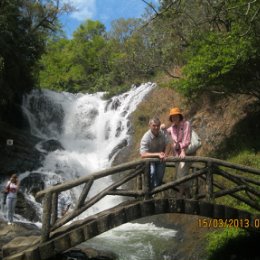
[80,222,177,260]
[20,83,156,219]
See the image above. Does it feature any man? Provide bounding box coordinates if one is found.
[140,117,171,188]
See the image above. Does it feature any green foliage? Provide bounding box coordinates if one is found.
[73,20,106,41]
[39,20,109,93]
[229,150,260,211]
[0,0,69,121]
[39,18,155,94]
[229,150,260,169]
[2,0,259,113]
[174,0,260,100]
[207,228,245,255]
[206,228,260,260]
[214,149,260,214]
[38,0,259,99]
[178,31,257,95]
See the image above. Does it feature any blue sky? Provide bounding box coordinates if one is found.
[60,0,159,37]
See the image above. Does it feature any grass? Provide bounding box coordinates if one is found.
[206,228,260,260]
[206,150,260,259]
[216,149,260,211]
[228,150,260,169]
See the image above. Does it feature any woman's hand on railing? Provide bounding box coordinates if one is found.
[179,149,186,158]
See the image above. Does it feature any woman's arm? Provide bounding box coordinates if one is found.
[180,121,191,149]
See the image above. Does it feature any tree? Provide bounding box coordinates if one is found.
[0,0,72,121]
[0,0,71,120]
[39,20,110,93]
[37,0,259,101]
[175,0,260,100]
[108,18,150,81]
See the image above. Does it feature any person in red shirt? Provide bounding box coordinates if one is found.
[167,107,192,198]
[5,173,19,225]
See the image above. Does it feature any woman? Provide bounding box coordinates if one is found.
[167,107,192,198]
[5,173,19,225]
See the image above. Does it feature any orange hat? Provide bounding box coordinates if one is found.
[169,107,183,121]
[169,107,182,116]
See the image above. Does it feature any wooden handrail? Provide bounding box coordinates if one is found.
[36,157,260,199]
[36,156,260,242]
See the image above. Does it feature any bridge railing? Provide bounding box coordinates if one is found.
[36,156,260,242]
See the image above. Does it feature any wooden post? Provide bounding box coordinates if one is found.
[143,161,151,199]
[50,192,58,226]
[41,192,52,242]
[206,162,214,201]
[76,179,94,209]
[192,167,199,199]
[136,174,142,192]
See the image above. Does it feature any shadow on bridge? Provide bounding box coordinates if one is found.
[2,157,260,260]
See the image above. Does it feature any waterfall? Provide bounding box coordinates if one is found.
[1,82,179,260]
[20,82,155,219]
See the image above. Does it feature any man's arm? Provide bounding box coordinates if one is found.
[140,151,165,159]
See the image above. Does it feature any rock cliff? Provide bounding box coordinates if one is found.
[0,121,43,175]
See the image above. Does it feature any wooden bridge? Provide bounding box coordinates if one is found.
[2,156,260,260]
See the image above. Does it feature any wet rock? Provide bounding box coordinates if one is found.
[25,93,65,137]
[40,139,64,152]
[0,120,45,222]
[115,121,123,137]
[2,235,40,258]
[108,139,128,160]
[20,172,45,196]
[0,220,41,258]
[110,98,121,110]
[0,121,43,174]
[16,192,41,222]
[105,98,122,111]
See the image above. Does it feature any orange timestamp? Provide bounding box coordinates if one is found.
[198,218,260,229]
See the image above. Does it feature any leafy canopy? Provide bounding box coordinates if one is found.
[0,0,71,120]
[172,0,260,99]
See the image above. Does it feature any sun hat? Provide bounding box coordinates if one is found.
[169,107,183,121]
[169,107,182,116]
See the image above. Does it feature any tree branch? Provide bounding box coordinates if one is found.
[141,0,159,15]
[138,1,175,30]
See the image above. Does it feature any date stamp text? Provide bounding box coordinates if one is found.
[198,218,260,228]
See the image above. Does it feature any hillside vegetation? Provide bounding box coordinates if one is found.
[0,1,259,258]
[1,0,259,120]
[2,0,259,159]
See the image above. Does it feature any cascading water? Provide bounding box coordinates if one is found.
[1,82,179,260]
[21,82,156,217]
[80,221,178,260]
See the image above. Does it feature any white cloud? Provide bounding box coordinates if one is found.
[68,0,96,21]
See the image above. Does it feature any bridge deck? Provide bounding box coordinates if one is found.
[2,157,260,260]
[2,198,260,260]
